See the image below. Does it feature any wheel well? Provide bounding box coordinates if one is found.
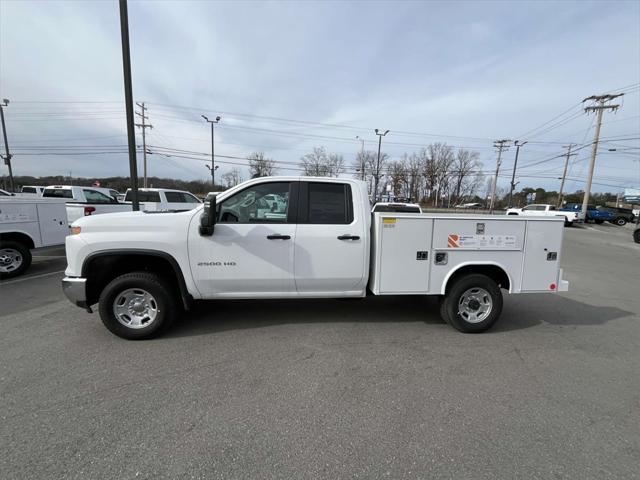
[0,232,35,249]
[445,265,511,293]
[82,252,191,309]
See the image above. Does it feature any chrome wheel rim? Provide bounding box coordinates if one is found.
[0,248,23,274]
[458,287,493,324]
[113,288,159,329]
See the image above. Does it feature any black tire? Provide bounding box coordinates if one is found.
[594,219,604,224]
[614,217,627,226]
[98,272,177,340]
[440,274,503,333]
[0,241,32,279]
[564,217,573,227]
[634,229,640,244]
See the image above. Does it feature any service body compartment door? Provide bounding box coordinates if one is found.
[36,202,68,246]
[378,216,433,293]
[521,219,563,292]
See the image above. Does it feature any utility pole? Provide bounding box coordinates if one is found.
[135,102,153,188]
[374,129,389,201]
[507,140,527,208]
[0,99,14,193]
[202,115,221,188]
[355,135,365,180]
[119,0,140,211]
[581,93,623,219]
[489,139,511,213]
[557,144,577,208]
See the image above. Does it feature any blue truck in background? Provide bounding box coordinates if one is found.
[560,203,616,224]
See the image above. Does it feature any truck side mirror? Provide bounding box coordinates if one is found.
[199,193,217,236]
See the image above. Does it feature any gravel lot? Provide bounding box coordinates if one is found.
[1,223,639,479]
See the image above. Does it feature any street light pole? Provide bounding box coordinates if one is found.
[374,129,389,201]
[355,135,365,180]
[0,99,14,193]
[202,115,221,188]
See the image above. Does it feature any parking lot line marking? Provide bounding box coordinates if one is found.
[0,270,66,285]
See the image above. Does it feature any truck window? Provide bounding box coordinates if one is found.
[164,192,185,203]
[125,191,161,202]
[83,189,115,203]
[22,187,36,194]
[165,192,200,203]
[304,182,353,224]
[218,182,290,223]
[43,188,73,199]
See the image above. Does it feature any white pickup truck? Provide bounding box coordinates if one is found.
[122,188,202,211]
[1,196,68,278]
[62,176,569,339]
[43,185,131,223]
[506,204,582,226]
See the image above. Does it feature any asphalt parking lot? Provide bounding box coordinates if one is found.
[1,223,639,479]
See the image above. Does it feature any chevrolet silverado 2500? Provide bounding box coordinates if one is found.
[62,177,569,339]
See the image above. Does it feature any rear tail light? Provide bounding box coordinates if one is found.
[84,206,96,216]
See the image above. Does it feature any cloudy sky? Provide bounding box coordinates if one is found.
[1,0,639,193]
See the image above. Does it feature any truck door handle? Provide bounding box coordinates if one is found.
[266,234,291,240]
[337,235,360,241]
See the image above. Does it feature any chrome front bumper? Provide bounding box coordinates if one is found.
[62,277,89,309]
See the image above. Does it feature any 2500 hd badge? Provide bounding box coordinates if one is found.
[197,261,237,267]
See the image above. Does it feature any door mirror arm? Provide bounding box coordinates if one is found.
[199,192,218,236]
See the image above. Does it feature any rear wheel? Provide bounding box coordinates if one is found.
[98,272,177,339]
[614,217,627,226]
[440,274,503,333]
[0,241,32,279]
[594,219,604,224]
[634,229,640,244]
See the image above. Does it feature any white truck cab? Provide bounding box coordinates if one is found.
[43,185,131,224]
[506,203,581,226]
[123,188,202,211]
[62,176,569,339]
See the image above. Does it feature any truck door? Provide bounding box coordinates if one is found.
[189,181,297,297]
[293,181,367,294]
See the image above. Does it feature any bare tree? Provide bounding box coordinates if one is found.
[221,168,244,188]
[387,159,407,199]
[300,147,345,177]
[423,143,454,205]
[248,152,277,177]
[450,149,481,203]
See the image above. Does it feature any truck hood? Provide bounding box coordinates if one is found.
[72,208,201,232]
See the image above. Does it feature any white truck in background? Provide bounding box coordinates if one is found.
[43,185,132,224]
[1,196,68,278]
[63,176,569,340]
[123,188,202,211]
[506,203,582,226]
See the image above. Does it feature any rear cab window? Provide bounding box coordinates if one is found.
[43,188,73,199]
[300,182,353,224]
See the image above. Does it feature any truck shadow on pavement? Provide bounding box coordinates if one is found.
[165,293,633,338]
[493,294,633,332]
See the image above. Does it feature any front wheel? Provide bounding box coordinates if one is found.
[634,229,640,244]
[564,217,573,227]
[98,272,177,340]
[0,241,32,279]
[440,274,503,333]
